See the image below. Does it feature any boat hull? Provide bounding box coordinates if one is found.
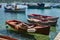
[4,7,25,13]
[28,5,51,9]
[27,19,57,26]
[6,20,50,35]
[28,14,59,26]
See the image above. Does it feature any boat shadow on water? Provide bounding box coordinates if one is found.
[7,29,36,40]
[0,29,36,40]
[4,10,25,13]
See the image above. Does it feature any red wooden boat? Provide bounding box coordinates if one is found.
[28,14,59,26]
[28,14,59,20]
[27,18,57,26]
[6,20,28,30]
[0,35,17,40]
[6,20,50,35]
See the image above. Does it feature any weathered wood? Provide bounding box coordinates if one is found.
[54,32,60,40]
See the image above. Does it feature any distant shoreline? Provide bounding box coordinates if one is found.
[0,0,60,3]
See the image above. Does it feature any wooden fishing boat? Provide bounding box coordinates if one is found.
[28,14,59,26]
[28,14,59,20]
[27,18,57,26]
[6,20,50,35]
[0,35,17,40]
[4,3,28,13]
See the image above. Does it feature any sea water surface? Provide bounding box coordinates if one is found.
[0,3,60,40]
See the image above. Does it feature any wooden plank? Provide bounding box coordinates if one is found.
[54,32,60,40]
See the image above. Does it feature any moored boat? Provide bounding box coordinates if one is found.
[6,20,50,35]
[28,14,59,26]
[51,4,60,8]
[23,3,51,9]
[4,3,28,13]
[28,14,59,20]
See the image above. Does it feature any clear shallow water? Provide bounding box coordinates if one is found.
[0,3,60,40]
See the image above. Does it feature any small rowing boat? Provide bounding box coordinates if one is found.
[28,14,59,26]
[6,20,50,35]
